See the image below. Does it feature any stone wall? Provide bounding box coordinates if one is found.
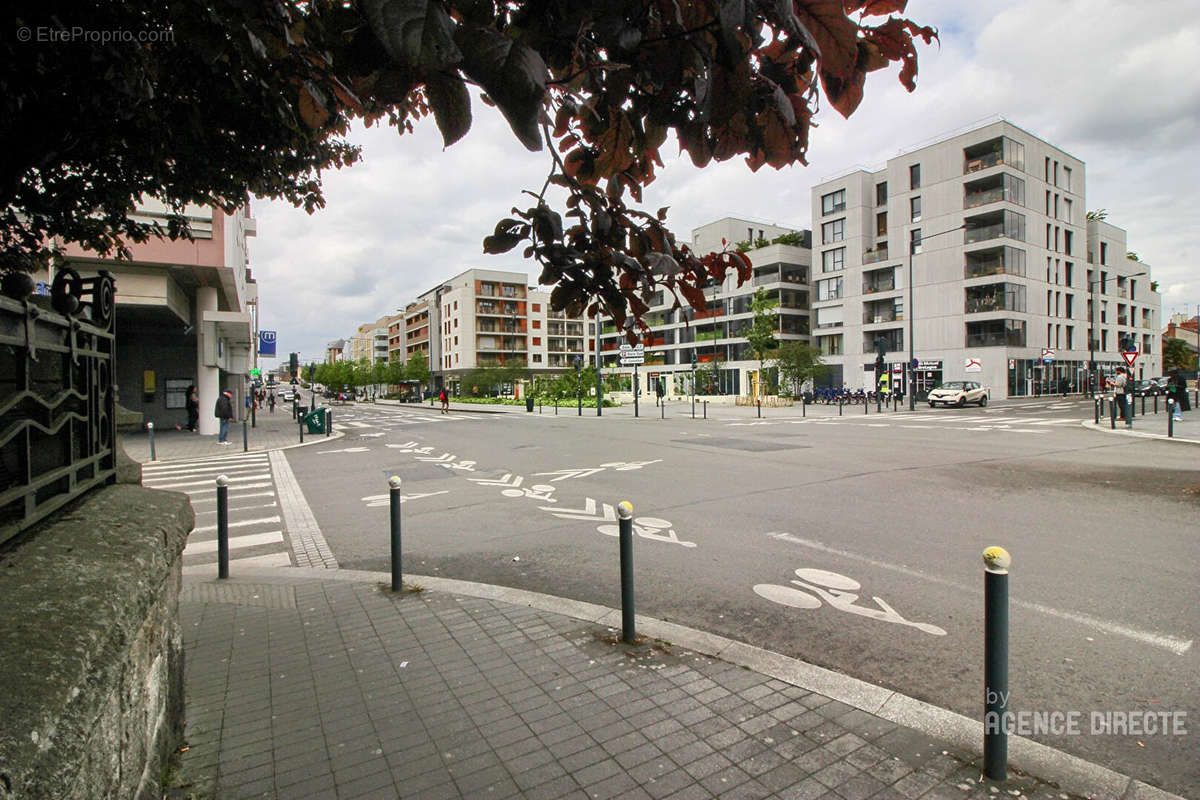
[0,483,192,799]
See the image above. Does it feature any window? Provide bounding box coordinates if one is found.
[532,320,541,329]
[453,335,458,345]
[821,218,845,244]
[455,353,459,363]
[876,212,887,236]
[1065,263,1073,286]
[876,182,888,205]
[533,353,542,363]
[1066,327,1074,349]
[453,301,457,310]
[817,334,843,355]
[815,305,844,328]
[1064,230,1073,255]
[821,189,846,215]
[817,276,844,301]
[1063,166,1072,192]
[821,247,845,273]
[1063,198,1072,224]
[1045,157,1051,182]
[1100,242,1108,264]
[1065,294,1073,317]
[909,164,921,189]
[909,229,922,255]
[453,318,458,328]
[532,336,541,346]
[532,303,540,311]
[910,196,922,222]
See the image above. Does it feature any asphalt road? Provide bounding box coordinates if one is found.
[285,398,1199,795]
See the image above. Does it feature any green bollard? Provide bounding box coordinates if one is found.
[983,546,1011,781]
[618,501,636,644]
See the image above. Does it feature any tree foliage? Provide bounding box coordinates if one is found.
[772,340,827,395]
[1163,338,1197,372]
[741,287,779,374]
[4,0,935,329]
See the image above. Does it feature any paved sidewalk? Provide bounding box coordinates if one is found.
[122,401,345,463]
[1080,399,1199,444]
[172,567,1173,800]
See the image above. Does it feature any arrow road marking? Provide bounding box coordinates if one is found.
[540,496,616,522]
[360,490,450,508]
[533,468,607,482]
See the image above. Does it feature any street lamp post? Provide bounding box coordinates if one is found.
[595,321,603,416]
[574,355,582,415]
[907,224,965,410]
[691,354,697,419]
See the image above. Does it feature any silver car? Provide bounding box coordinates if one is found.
[928,380,989,408]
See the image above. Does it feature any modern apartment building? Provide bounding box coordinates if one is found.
[809,118,1161,399]
[597,218,812,396]
[57,199,258,434]
[348,314,396,364]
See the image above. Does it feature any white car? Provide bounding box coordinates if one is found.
[928,381,990,408]
[278,389,295,402]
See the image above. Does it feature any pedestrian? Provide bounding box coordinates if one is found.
[185,384,199,432]
[1111,367,1129,422]
[214,390,234,444]
[655,378,664,406]
[268,392,276,414]
[439,387,449,414]
[1168,370,1187,421]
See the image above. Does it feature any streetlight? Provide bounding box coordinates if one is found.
[907,224,966,410]
[574,354,582,415]
[691,353,698,418]
[1088,271,1145,397]
[594,319,603,416]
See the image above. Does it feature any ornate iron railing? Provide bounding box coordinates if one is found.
[0,269,116,547]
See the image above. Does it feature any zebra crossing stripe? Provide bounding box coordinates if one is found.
[181,481,275,496]
[145,472,270,489]
[184,530,284,555]
[188,490,276,505]
[142,459,268,477]
[143,453,270,469]
[191,515,281,534]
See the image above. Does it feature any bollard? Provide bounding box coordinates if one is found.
[618,501,636,644]
[757,400,761,419]
[1093,398,1099,425]
[242,419,248,452]
[389,476,403,591]
[893,392,899,412]
[863,397,868,415]
[838,396,843,416]
[555,398,558,415]
[802,396,806,417]
[1110,396,1116,430]
[1154,394,1158,414]
[325,408,331,436]
[661,400,665,420]
[299,415,305,442]
[147,422,156,461]
[982,546,1010,781]
[252,402,256,429]
[216,475,230,579]
[703,401,707,419]
[1168,400,1174,438]
[1141,395,1145,416]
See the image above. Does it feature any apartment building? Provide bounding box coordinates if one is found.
[347,314,397,364]
[597,218,812,396]
[57,199,258,434]
[809,118,1161,399]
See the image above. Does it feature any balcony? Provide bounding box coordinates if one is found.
[862,246,889,265]
[965,319,1026,348]
[863,277,896,294]
[963,136,1024,174]
[863,310,902,324]
[963,150,1003,173]
[964,186,1004,209]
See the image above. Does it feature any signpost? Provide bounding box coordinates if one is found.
[1121,348,1139,368]
[964,357,982,373]
[619,344,645,417]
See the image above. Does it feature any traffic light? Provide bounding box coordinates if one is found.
[289,352,299,376]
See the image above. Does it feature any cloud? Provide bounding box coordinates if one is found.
[250,1,1200,362]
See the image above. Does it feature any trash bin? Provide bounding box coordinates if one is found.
[303,408,325,434]
[526,396,535,412]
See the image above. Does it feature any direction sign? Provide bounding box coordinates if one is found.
[618,343,645,352]
[619,354,645,365]
[1121,349,1139,367]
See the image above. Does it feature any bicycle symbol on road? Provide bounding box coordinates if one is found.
[753,567,946,636]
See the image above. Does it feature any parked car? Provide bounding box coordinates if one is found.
[928,381,990,408]
[1133,379,1164,397]
[278,389,295,402]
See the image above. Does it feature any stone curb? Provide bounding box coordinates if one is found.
[137,427,347,465]
[1079,420,1200,445]
[186,565,1183,800]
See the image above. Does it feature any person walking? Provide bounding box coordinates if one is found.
[438,387,449,415]
[215,390,235,444]
[268,392,276,414]
[1111,367,1130,423]
[1169,370,1187,421]
[185,385,199,432]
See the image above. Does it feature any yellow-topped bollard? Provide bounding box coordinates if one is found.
[618,500,636,643]
[982,546,1011,574]
[982,545,1010,781]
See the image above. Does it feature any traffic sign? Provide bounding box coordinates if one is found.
[618,343,645,352]
[619,354,644,365]
[1121,349,1139,367]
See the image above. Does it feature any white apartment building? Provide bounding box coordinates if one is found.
[598,218,812,397]
[809,118,1161,399]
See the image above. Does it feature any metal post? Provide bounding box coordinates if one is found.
[325,408,331,436]
[863,396,868,415]
[1094,398,1100,425]
[1154,394,1158,414]
[1110,395,1116,430]
[251,401,256,429]
[300,414,305,442]
[1168,400,1174,438]
[1141,395,1145,416]
[618,501,636,644]
[802,396,806,417]
[555,398,558,415]
[983,546,1010,781]
[389,476,403,591]
[242,419,248,452]
[147,422,156,461]
[634,364,640,418]
[661,399,664,419]
[703,401,707,419]
[216,475,230,579]
[597,362,603,417]
[838,396,843,416]
[691,365,696,419]
[757,400,761,418]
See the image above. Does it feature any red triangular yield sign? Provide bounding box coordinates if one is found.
[1121,350,1139,366]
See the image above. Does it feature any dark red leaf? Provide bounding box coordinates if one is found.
[424,72,471,146]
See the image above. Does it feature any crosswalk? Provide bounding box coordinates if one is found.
[334,408,476,434]
[728,409,1084,434]
[141,452,293,572]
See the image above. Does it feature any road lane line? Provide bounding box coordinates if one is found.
[766,532,1192,655]
[191,515,281,534]
[184,530,284,554]
[146,472,270,489]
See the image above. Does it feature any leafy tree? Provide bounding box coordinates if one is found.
[773,341,828,396]
[406,350,430,388]
[1085,209,1108,221]
[384,356,406,387]
[741,287,779,387]
[4,0,934,330]
[701,355,726,395]
[1163,337,1197,372]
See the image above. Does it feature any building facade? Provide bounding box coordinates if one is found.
[58,199,258,434]
[598,218,812,397]
[809,119,1161,399]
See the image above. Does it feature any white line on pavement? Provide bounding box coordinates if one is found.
[188,490,276,505]
[191,515,281,534]
[767,532,1192,655]
[145,472,270,489]
[184,530,283,554]
[182,481,275,496]
[141,460,268,477]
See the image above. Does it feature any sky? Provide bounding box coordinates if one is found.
[250,0,1200,365]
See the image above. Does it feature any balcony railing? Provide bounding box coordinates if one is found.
[863,279,896,294]
[964,223,1005,245]
[862,247,889,264]
[815,320,843,329]
[964,187,1004,208]
[1117,288,1128,298]
[965,297,1008,313]
[966,331,1024,347]
[963,150,1002,174]
[863,311,902,324]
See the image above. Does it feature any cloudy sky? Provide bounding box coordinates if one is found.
[250,0,1200,364]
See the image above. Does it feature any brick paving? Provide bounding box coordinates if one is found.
[174,574,1084,800]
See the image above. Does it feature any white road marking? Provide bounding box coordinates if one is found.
[184,530,284,555]
[147,473,270,489]
[194,502,278,515]
[142,459,268,476]
[317,447,370,454]
[191,515,281,534]
[188,490,276,505]
[182,481,275,496]
[766,533,1192,655]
